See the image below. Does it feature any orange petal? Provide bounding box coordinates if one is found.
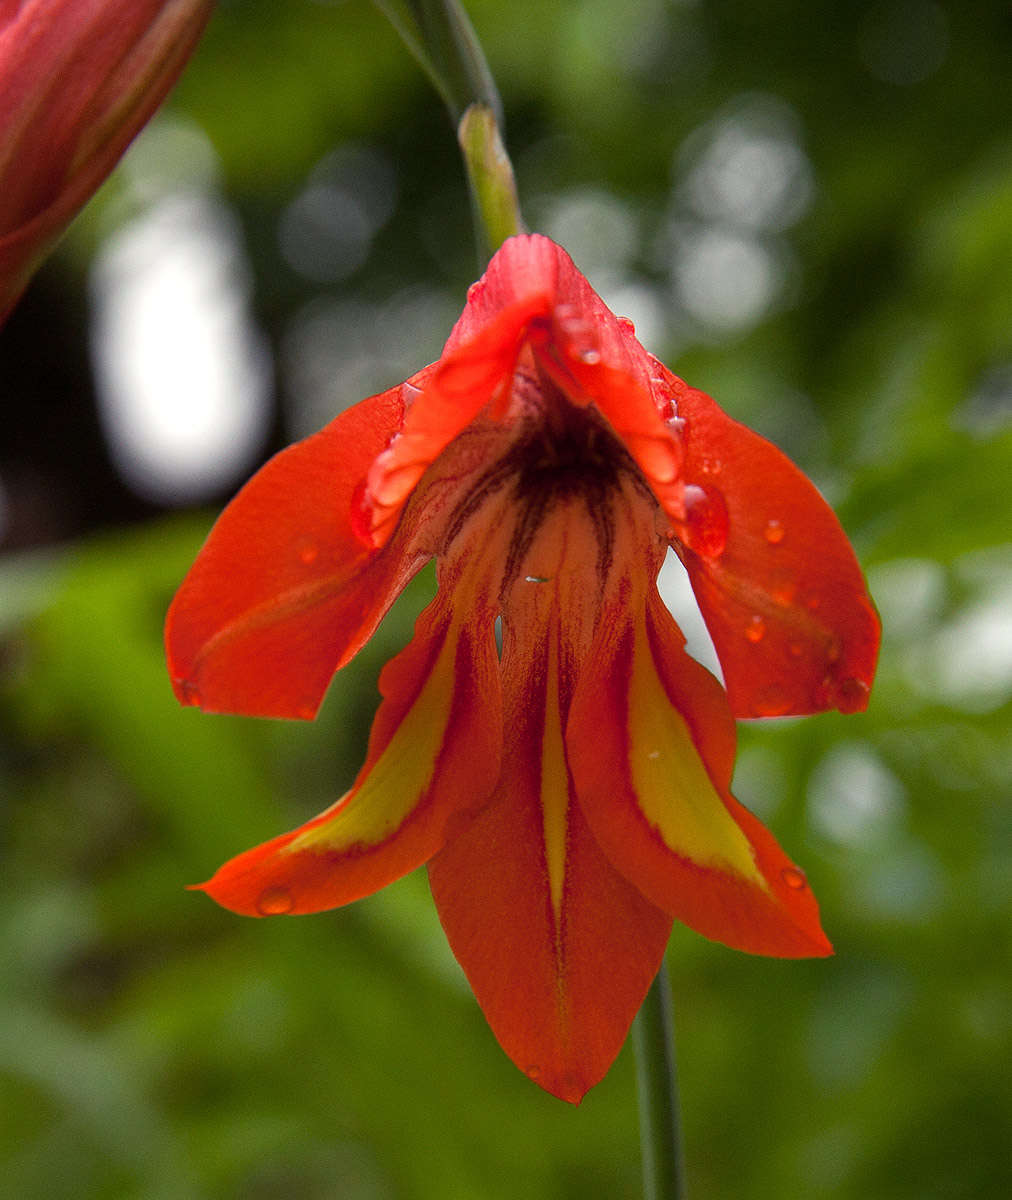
[429,624,671,1104]
[569,596,832,959]
[661,368,880,718]
[196,597,502,915]
[165,381,420,718]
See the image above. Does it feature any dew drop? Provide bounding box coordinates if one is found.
[826,637,842,664]
[745,614,766,643]
[295,538,319,565]
[781,866,807,890]
[296,703,316,720]
[466,281,484,303]
[558,312,600,365]
[699,456,722,476]
[526,1064,541,1080]
[771,573,797,606]
[525,575,550,583]
[400,380,424,407]
[617,315,636,335]
[179,679,202,707]
[833,676,870,713]
[681,483,729,558]
[652,379,678,422]
[256,886,294,916]
[752,684,792,717]
[647,749,660,760]
[764,519,785,545]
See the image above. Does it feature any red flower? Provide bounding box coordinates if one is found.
[0,0,213,322]
[167,234,879,1102]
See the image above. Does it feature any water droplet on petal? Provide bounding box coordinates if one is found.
[771,573,797,606]
[652,378,678,418]
[466,281,484,303]
[617,315,636,335]
[179,679,202,707]
[781,866,807,890]
[400,380,424,407]
[699,456,722,476]
[557,312,600,364]
[257,886,294,916]
[295,537,319,565]
[833,676,870,713]
[296,703,316,720]
[681,483,729,558]
[826,637,842,664]
[745,614,766,643]
[752,685,792,717]
[526,1064,541,1080]
[764,519,785,544]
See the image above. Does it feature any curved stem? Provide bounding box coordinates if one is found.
[632,962,687,1200]
[372,0,501,124]
[373,0,524,262]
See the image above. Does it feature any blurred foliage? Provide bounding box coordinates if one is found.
[1,1,1010,1198]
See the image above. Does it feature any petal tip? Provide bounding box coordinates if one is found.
[526,1065,590,1105]
[171,675,202,708]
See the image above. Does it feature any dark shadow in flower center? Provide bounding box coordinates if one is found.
[441,361,653,601]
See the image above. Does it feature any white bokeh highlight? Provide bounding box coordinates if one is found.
[89,193,272,506]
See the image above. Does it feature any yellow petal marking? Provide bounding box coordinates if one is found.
[283,629,457,855]
[541,633,569,932]
[629,625,767,889]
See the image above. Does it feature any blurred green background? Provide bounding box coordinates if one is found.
[1,1,1010,1197]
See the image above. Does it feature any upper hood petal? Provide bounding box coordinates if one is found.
[360,234,687,544]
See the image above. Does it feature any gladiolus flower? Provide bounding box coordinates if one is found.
[167,234,879,1102]
[0,0,214,322]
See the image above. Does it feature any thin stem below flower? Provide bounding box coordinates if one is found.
[633,961,686,1200]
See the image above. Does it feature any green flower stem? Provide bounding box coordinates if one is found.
[633,962,687,1200]
[374,0,524,260]
[457,103,526,257]
[372,0,502,124]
